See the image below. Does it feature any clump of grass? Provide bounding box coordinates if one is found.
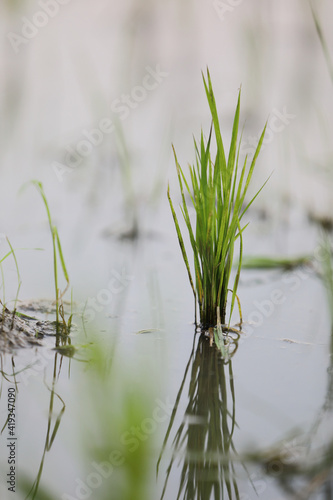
[29,181,70,330]
[168,69,267,329]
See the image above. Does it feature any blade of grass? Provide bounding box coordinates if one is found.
[28,181,70,329]
[6,237,22,326]
[310,3,333,86]
[167,185,197,317]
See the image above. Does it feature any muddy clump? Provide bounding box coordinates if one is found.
[0,306,43,352]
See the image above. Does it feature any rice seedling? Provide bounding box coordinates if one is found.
[29,181,70,331]
[168,69,267,330]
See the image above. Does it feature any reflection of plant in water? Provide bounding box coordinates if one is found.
[23,351,66,500]
[0,345,69,500]
[158,334,244,500]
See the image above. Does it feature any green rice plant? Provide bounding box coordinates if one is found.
[29,181,69,329]
[168,69,267,328]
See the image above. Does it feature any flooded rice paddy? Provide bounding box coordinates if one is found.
[1,1,333,499]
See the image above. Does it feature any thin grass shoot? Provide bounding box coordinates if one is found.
[29,181,70,331]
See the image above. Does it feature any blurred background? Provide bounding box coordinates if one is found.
[1,0,333,300]
[1,1,333,499]
[0,0,333,298]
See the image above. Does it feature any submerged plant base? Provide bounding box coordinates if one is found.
[199,305,242,358]
[202,325,241,360]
